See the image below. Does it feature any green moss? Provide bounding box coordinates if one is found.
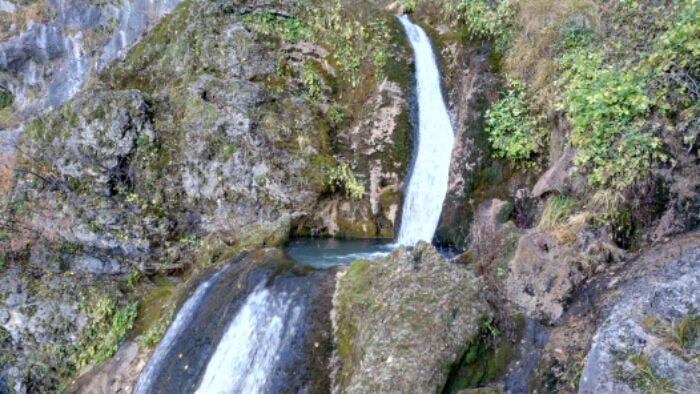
[0,90,13,109]
[335,259,373,387]
[444,321,519,392]
[87,106,106,124]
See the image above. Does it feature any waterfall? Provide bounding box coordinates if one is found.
[132,268,226,394]
[396,16,455,246]
[194,284,303,393]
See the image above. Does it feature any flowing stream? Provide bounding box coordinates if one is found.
[133,16,455,394]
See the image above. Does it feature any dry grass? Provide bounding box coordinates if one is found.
[0,154,13,195]
[504,0,603,112]
[556,211,594,244]
[0,108,17,129]
[589,189,625,219]
[6,0,46,32]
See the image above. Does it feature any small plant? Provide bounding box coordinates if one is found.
[87,106,106,124]
[329,106,345,125]
[0,90,13,109]
[675,310,700,350]
[623,353,675,394]
[126,268,141,287]
[327,162,365,200]
[254,174,266,187]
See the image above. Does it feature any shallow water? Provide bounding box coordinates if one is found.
[285,237,395,268]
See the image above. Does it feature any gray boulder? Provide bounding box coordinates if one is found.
[579,231,700,394]
[333,242,492,393]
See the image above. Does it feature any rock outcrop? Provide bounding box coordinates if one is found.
[332,242,492,393]
[579,231,700,394]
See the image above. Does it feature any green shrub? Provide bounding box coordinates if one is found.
[486,80,546,165]
[557,50,663,190]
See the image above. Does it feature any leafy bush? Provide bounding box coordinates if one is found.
[486,80,546,164]
[557,50,663,190]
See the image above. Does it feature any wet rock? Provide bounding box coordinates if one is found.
[333,241,492,393]
[65,341,151,394]
[532,147,577,198]
[578,231,700,394]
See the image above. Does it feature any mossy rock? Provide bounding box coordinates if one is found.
[334,242,493,393]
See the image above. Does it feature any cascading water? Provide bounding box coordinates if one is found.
[396,15,455,246]
[133,15,456,394]
[194,284,303,393]
[133,268,227,394]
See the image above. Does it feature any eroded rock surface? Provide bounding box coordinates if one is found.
[332,242,492,393]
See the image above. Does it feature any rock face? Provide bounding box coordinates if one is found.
[532,147,577,198]
[0,0,186,114]
[6,0,413,277]
[1,0,413,391]
[332,242,492,393]
[578,231,700,394]
[507,232,586,323]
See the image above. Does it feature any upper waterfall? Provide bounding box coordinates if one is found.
[396,16,455,246]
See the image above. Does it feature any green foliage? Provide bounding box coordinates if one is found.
[401,0,517,52]
[486,80,546,164]
[0,90,13,109]
[242,1,390,93]
[329,106,345,124]
[254,174,266,187]
[87,106,106,124]
[557,50,663,190]
[675,309,700,350]
[126,268,141,287]
[327,162,365,200]
[74,294,138,368]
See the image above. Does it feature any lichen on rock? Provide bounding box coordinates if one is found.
[332,241,492,393]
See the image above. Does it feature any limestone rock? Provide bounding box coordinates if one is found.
[532,147,577,198]
[333,242,492,393]
[578,232,700,394]
[73,255,123,275]
[507,232,586,323]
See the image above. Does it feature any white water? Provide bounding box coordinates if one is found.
[396,16,455,246]
[132,268,225,394]
[194,284,303,394]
